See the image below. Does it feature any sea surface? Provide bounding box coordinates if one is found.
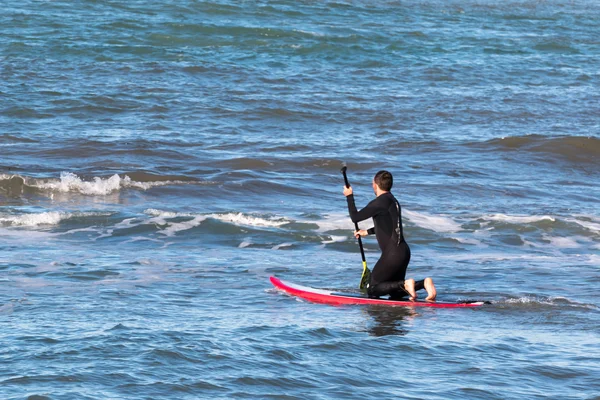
[1,0,599,399]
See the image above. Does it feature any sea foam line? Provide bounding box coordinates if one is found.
[313,210,463,234]
[143,209,291,236]
[0,211,111,227]
[483,214,556,224]
[2,172,203,196]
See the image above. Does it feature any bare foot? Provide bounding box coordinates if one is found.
[424,277,437,301]
[404,279,417,300]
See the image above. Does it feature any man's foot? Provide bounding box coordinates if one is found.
[404,279,417,300]
[424,277,437,301]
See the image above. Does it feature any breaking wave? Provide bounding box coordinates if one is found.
[0,171,207,196]
[0,211,112,227]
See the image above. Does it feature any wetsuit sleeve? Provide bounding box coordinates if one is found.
[346,194,381,224]
[367,227,375,235]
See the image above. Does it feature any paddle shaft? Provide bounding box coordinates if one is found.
[341,170,367,263]
[341,166,370,290]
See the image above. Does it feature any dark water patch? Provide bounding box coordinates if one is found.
[0,175,26,197]
[479,135,600,165]
[1,106,54,119]
[483,46,530,55]
[106,323,130,332]
[2,373,85,385]
[265,348,301,362]
[68,270,121,282]
[232,375,319,389]
[521,364,589,380]
[147,348,203,364]
[443,388,502,400]
[15,335,61,345]
[0,134,39,144]
[533,41,580,54]
[212,157,274,170]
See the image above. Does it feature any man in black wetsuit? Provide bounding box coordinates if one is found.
[344,170,437,301]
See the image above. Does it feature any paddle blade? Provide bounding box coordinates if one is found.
[359,262,371,291]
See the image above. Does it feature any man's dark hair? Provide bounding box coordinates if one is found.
[374,170,393,191]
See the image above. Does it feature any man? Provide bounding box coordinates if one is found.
[344,170,437,301]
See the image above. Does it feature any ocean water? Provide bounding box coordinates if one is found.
[1,0,599,399]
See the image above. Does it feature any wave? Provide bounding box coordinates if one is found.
[479,213,600,237]
[1,206,597,254]
[0,211,112,227]
[481,135,600,165]
[568,215,600,234]
[0,134,38,144]
[310,210,465,234]
[143,209,291,237]
[501,296,597,310]
[403,210,462,233]
[482,214,556,225]
[0,171,208,196]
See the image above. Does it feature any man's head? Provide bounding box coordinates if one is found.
[373,170,393,193]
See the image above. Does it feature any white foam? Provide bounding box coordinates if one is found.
[438,252,556,262]
[113,218,139,229]
[321,235,347,244]
[272,243,293,250]
[122,236,164,244]
[0,211,110,227]
[451,236,483,246]
[159,216,207,237]
[544,235,580,249]
[145,209,183,218]
[33,172,122,195]
[0,227,56,240]
[24,172,199,195]
[313,212,358,232]
[0,211,66,226]
[211,212,289,228]
[567,217,600,234]
[143,209,290,237]
[484,214,556,224]
[310,209,464,234]
[403,209,462,233]
[144,209,289,229]
[294,29,326,37]
[504,296,558,305]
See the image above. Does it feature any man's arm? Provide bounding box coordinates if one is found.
[345,192,380,224]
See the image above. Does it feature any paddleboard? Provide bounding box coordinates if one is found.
[270,276,487,308]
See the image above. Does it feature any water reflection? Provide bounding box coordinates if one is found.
[362,306,418,337]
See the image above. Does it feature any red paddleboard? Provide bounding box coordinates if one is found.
[270,276,487,308]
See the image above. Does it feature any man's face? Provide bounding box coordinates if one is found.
[372,180,378,195]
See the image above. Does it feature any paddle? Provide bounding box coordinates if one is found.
[341,164,371,291]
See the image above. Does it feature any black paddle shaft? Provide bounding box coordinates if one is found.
[341,166,367,264]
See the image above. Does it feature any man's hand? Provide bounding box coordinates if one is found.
[354,229,368,238]
[343,186,353,197]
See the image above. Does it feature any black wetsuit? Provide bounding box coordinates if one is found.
[346,192,424,298]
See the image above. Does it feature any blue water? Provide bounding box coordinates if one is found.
[1,0,599,399]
